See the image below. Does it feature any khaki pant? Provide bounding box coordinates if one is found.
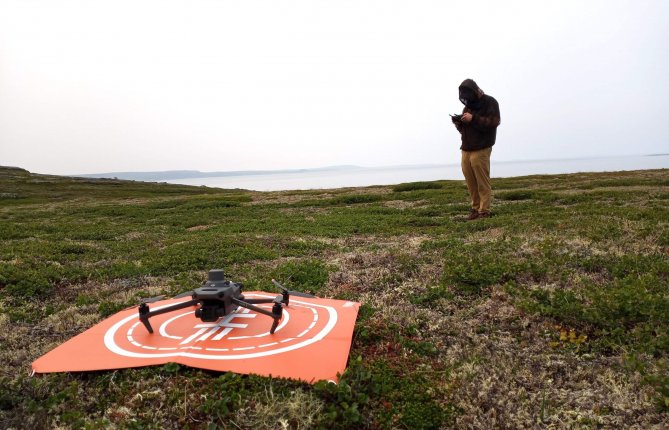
[461,147,492,213]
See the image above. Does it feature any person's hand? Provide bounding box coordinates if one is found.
[461,112,473,123]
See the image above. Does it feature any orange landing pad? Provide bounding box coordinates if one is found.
[32,293,360,383]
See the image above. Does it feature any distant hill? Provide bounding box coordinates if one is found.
[0,166,29,174]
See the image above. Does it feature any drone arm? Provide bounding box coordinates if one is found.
[231,297,277,318]
[232,297,284,334]
[139,299,200,333]
[243,297,278,305]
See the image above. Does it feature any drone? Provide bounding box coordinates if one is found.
[138,269,315,335]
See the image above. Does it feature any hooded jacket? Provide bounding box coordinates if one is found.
[455,79,501,151]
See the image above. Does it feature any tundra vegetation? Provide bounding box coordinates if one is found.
[0,165,667,429]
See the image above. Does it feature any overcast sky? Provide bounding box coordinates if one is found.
[1,0,668,175]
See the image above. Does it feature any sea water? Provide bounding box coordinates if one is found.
[164,155,669,191]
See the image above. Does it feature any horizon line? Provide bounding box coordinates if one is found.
[66,153,665,178]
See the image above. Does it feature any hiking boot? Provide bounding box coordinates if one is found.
[466,209,479,221]
[477,211,490,219]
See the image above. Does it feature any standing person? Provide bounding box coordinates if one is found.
[452,79,501,220]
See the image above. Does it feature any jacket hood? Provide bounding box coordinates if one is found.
[459,79,480,93]
[459,79,482,108]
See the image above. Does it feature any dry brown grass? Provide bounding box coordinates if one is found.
[310,232,669,428]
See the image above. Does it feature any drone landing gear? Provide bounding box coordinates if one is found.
[139,295,285,334]
[139,299,199,333]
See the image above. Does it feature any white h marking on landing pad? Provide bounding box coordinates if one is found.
[179,313,257,345]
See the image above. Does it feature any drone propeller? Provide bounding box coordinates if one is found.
[173,290,195,299]
[140,295,165,304]
[271,279,316,298]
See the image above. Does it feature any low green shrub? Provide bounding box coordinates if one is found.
[441,241,528,295]
[522,274,669,355]
[392,182,443,192]
[496,190,535,201]
[271,259,332,295]
[330,194,383,205]
[314,357,454,429]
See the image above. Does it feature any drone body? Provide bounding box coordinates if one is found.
[138,269,313,335]
[189,269,245,322]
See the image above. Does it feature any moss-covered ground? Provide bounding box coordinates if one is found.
[1,165,668,428]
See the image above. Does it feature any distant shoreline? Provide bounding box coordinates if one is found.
[71,154,667,183]
[157,154,668,192]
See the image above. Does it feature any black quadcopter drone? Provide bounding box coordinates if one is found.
[138,269,314,335]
